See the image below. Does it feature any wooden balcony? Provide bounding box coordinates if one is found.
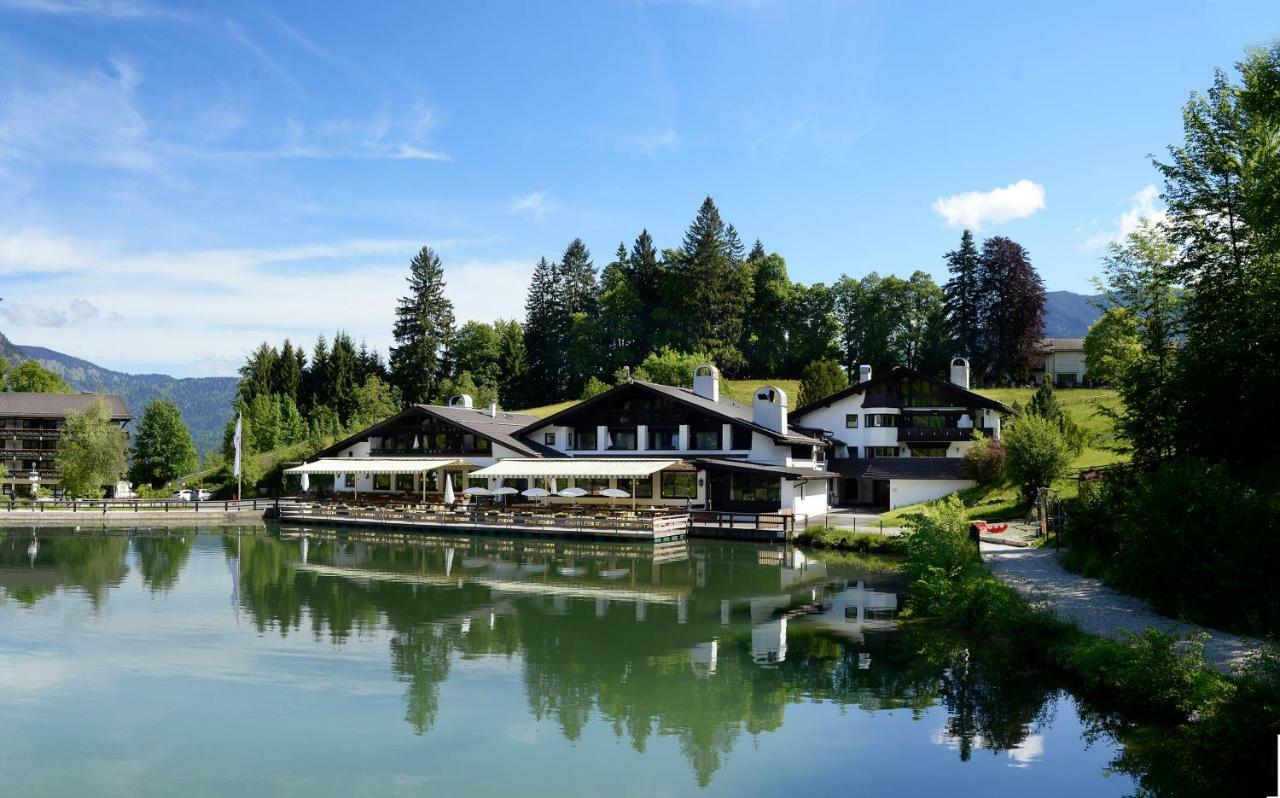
[897,426,995,443]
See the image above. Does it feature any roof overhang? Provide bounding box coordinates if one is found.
[285,457,467,475]
[690,458,838,480]
[468,458,682,479]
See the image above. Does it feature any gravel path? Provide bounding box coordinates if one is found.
[981,542,1265,673]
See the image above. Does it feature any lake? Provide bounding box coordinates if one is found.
[0,526,1148,797]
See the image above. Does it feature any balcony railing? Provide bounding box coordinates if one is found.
[897,426,995,443]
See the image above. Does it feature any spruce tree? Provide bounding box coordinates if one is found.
[329,331,360,423]
[494,318,530,407]
[943,230,983,361]
[274,339,302,398]
[599,243,642,373]
[390,246,456,406]
[627,229,663,354]
[559,238,599,316]
[748,238,766,263]
[523,256,564,402]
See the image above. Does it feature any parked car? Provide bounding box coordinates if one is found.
[195,489,212,501]
[171,489,193,501]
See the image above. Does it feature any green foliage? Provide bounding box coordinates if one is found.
[351,374,401,430]
[580,376,611,400]
[1081,307,1140,386]
[4,359,73,393]
[128,399,198,488]
[451,321,503,394]
[54,396,129,497]
[834,270,950,378]
[795,525,907,555]
[434,371,496,410]
[390,246,456,404]
[1060,629,1221,720]
[796,358,848,407]
[1185,647,1280,795]
[962,431,1005,484]
[943,230,982,360]
[1002,414,1072,500]
[1025,378,1087,455]
[1065,458,1280,636]
[972,237,1047,383]
[632,347,713,388]
[902,495,982,615]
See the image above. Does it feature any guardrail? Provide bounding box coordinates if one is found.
[0,497,293,514]
[279,503,690,537]
[688,510,802,540]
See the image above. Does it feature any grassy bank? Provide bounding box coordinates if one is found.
[904,496,1278,796]
[796,524,908,555]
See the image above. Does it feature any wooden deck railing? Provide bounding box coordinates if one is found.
[688,510,802,540]
[0,497,291,514]
[279,503,691,537]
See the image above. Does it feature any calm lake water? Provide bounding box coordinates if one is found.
[0,526,1146,797]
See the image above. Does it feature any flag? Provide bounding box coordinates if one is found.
[233,414,243,478]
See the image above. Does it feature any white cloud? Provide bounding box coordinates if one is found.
[932,179,1046,231]
[0,231,532,376]
[508,190,556,221]
[1080,185,1168,251]
[0,0,197,22]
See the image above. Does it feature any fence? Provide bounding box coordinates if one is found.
[0,497,290,514]
[279,503,691,539]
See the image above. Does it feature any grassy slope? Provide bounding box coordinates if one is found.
[881,387,1126,524]
[516,378,803,418]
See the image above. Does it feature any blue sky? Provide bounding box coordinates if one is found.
[1,0,1276,377]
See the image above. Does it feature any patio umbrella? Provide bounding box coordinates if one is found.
[492,486,519,505]
[521,487,550,498]
[463,487,492,496]
[299,473,310,493]
[443,474,455,505]
[600,487,630,509]
[557,487,587,498]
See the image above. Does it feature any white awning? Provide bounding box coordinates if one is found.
[468,458,682,479]
[284,458,465,476]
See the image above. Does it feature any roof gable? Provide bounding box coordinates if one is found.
[310,403,552,460]
[791,366,1011,417]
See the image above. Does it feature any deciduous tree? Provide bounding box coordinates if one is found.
[129,399,198,488]
[55,396,129,497]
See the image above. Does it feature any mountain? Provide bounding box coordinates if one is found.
[1044,291,1103,338]
[4,341,236,456]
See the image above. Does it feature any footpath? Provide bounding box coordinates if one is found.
[981,542,1265,673]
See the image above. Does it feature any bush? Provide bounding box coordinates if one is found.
[903,495,982,615]
[962,431,1005,484]
[631,347,713,388]
[1002,414,1072,500]
[797,525,906,555]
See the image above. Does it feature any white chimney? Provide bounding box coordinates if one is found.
[752,386,789,434]
[449,393,473,409]
[950,357,970,390]
[858,365,873,383]
[692,363,720,402]
[488,402,498,418]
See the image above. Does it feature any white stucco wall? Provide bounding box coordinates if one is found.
[888,478,975,509]
[782,478,830,518]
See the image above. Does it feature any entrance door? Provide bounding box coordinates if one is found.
[840,478,860,506]
[872,479,890,507]
[707,471,731,510]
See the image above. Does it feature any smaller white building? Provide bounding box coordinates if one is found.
[791,359,1011,509]
[1033,338,1087,387]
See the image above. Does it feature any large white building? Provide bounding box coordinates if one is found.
[791,359,1011,509]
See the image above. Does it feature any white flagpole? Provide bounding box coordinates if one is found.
[233,413,243,501]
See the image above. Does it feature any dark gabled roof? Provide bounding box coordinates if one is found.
[1039,338,1085,352]
[517,380,824,446]
[0,392,131,420]
[689,457,838,480]
[310,403,553,461]
[829,456,969,481]
[791,366,1012,418]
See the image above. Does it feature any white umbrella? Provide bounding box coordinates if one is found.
[299,473,310,493]
[522,487,550,498]
[492,486,519,505]
[549,478,558,495]
[600,488,630,498]
[443,474,455,505]
[557,487,587,498]
[463,487,492,496]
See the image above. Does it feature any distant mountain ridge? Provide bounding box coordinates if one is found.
[0,335,235,455]
[1044,291,1102,338]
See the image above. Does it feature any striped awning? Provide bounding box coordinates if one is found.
[284,458,465,476]
[468,458,682,479]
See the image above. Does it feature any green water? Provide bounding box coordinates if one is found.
[0,526,1146,796]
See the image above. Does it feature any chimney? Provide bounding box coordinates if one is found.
[488,401,498,418]
[449,393,473,409]
[950,357,970,390]
[858,364,872,383]
[692,363,720,402]
[752,385,789,434]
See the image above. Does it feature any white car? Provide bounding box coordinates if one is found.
[172,489,193,502]
[195,489,212,501]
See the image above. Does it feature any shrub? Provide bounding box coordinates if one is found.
[797,525,906,555]
[962,431,1005,484]
[1002,414,1072,500]
[903,495,981,614]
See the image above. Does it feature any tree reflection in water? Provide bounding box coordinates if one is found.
[220,531,1082,787]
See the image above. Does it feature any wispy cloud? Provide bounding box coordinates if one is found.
[508,190,556,221]
[1079,185,1167,251]
[0,0,198,22]
[932,179,1046,231]
[0,231,531,375]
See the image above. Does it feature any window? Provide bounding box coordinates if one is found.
[343,473,356,487]
[867,446,899,458]
[544,432,556,446]
[632,477,653,499]
[607,428,637,451]
[845,414,859,428]
[865,414,900,428]
[374,473,392,491]
[731,425,752,449]
[584,477,610,495]
[661,471,697,498]
[790,445,813,460]
[691,426,721,450]
[648,427,679,450]
[730,473,781,503]
[572,428,598,450]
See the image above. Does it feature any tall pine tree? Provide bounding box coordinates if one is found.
[943,230,983,360]
[628,229,663,355]
[523,256,564,402]
[390,246,455,405]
